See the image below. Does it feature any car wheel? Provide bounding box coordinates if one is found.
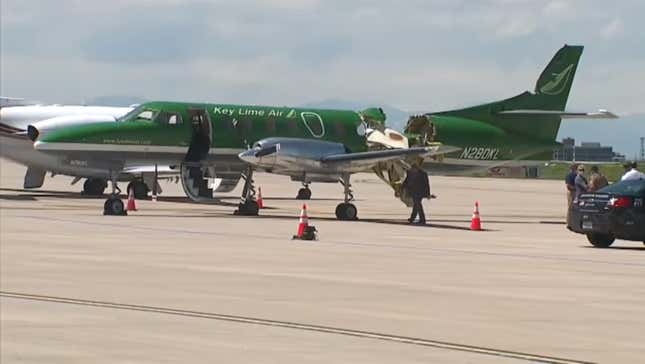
[586,233,615,248]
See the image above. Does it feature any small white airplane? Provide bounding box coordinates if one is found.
[0,97,241,197]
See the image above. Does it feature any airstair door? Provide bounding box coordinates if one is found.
[185,108,212,162]
[181,108,214,200]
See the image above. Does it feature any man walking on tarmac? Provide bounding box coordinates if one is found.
[402,161,431,225]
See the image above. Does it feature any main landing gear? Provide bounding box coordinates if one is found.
[335,174,358,221]
[83,178,107,196]
[234,166,259,216]
[103,179,127,216]
[296,183,312,200]
[127,180,150,200]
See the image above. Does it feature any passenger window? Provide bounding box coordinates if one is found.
[168,114,182,125]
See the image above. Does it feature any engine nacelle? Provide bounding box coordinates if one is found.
[239,137,347,173]
[27,114,118,141]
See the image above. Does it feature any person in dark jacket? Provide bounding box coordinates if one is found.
[402,162,430,225]
[574,164,588,202]
[565,163,578,228]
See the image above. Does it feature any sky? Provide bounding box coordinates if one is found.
[1,0,644,155]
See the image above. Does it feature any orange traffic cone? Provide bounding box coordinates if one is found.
[296,204,309,238]
[126,188,137,211]
[470,201,481,231]
[257,187,264,209]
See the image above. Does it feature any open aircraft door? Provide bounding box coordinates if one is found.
[181,108,215,201]
[185,108,212,162]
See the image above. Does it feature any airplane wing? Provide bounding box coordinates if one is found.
[122,165,177,174]
[497,109,619,119]
[321,145,461,172]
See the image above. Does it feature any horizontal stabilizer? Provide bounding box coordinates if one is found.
[497,109,618,119]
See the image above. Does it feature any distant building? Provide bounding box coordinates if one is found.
[553,138,625,162]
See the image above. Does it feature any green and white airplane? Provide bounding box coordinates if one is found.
[30,44,615,218]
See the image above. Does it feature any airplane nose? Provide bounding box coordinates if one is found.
[238,149,258,165]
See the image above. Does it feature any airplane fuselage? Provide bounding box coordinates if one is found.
[33,101,559,174]
[0,105,132,185]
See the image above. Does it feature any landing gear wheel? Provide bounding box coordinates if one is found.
[103,197,127,216]
[83,178,107,196]
[586,233,615,248]
[335,202,358,221]
[296,188,312,200]
[235,200,259,216]
[127,181,149,199]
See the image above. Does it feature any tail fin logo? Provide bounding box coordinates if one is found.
[539,64,574,96]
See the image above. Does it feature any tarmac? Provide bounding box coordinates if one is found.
[1,158,643,363]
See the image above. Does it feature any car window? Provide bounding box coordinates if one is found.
[599,179,645,196]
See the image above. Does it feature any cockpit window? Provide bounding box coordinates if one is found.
[118,106,158,122]
[155,111,183,125]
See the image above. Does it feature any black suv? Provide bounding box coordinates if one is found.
[569,179,645,247]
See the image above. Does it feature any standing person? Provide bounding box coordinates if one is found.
[588,165,609,192]
[621,161,645,181]
[565,163,578,227]
[574,165,588,202]
[402,162,430,225]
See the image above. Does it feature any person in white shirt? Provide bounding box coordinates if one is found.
[621,161,645,181]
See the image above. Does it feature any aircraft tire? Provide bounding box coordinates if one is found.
[127,181,149,199]
[83,178,107,196]
[103,197,127,216]
[296,188,312,200]
[335,203,358,221]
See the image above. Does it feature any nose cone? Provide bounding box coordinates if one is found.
[238,149,259,165]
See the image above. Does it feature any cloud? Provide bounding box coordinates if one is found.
[1,0,644,116]
[600,17,624,40]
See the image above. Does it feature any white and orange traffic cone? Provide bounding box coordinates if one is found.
[293,203,317,240]
[257,187,264,209]
[470,201,482,231]
[296,204,309,238]
[126,188,137,212]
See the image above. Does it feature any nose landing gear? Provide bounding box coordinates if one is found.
[103,178,127,216]
[335,174,358,220]
[234,166,259,216]
[296,183,312,200]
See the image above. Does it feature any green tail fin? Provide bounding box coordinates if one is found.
[534,44,583,111]
[431,44,584,141]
